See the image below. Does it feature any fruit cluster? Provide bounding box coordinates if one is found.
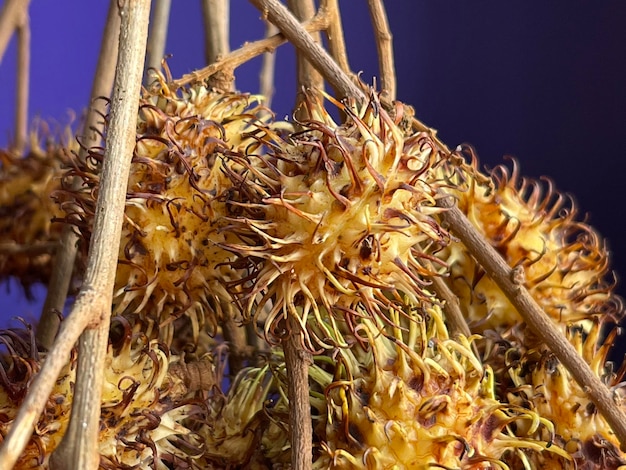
[0,75,624,469]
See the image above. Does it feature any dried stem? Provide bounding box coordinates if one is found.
[438,197,626,452]
[366,0,395,100]
[430,275,472,340]
[37,0,121,350]
[0,0,29,65]
[259,20,278,106]
[12,7,28,155]
[201,0,234,91]
[144,0,171,84]
[171,9,330,89]
[0,2,151,468]
[287,0,323,119]
[51,1,151,465]
[201,0,230,63]
[320,0,349,75]
[283,315,313,470]
[250,0,364,101]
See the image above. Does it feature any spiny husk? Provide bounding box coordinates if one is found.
[220,90,450,349]
[311,303,569,469]
[0,129,75,293]
[437,145,621,336]
[0,317,214,469]
[59,73,271,347]
[199,361,293,468]
[503,318,626,469]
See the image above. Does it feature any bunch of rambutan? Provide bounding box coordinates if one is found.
[1,73,625,470]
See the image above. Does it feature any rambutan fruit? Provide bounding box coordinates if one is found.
[438,146,620,335]
[310,302,570,469]
[0,317,213,469]
[0,131,74,293]
[219,90,450,349]
[503,318,626,469]
[59,74,271,346]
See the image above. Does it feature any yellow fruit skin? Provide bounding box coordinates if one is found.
[0,132,75,292]
[438,146,620,335]
[504,320,626,469]
[61,76,270,347]
[220,91,449,349]
[0,319,211,469]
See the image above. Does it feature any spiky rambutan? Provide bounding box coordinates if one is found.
[0,317,213,469]
[0,130,75,293]
[220,91,450,349]
[502,318,626,469]
[59,73,271,346]
[309,302,570,469]
[438,146,620,335]
[199,361,293,468]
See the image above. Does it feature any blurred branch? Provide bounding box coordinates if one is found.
[366,0,395,100]
[320,0,349,75]
[12,6,28,155]
[0,1,151,468]
[171,9,330,89]
[37,0,121,350]
[249,0,363,101]
[0,241,56,255]
[144,0,171,84]
[259,20,278,106]
[201,0,229,64]
[287,0,323,120]
[0,0,29,65]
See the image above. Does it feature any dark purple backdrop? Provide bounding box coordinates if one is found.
[1,3,625,353]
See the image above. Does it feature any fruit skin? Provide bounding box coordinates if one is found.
[0,317,213,469]
[438,145,620,336]
[503,318,626,470]
[220,91,450,350]
[60,74,271,347]
[306,303,572,470]
[0,129,75,294]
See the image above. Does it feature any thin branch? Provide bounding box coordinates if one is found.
[366,0,395,100]
[438,197,626,452]
[283,315,313,470]
[259,20,278,107]
[249,0,364,101]
[0,0,28,65]
[320,0,349,75]
[430,275,472,340]
[0,1,151,467]
[144,0,171,85]
[37,0,121,350]
[287,0,323,120]
[201,0,230,64]
[171,10,330,89]
[12,6,28,155]
[50,1,151,467]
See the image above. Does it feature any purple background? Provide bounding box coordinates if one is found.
[1,3,626,355]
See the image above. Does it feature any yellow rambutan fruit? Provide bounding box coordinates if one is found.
[200,361,293,468]
[0,317,214,469]
[220,91,450,349]
[503,318,626,469]
[60,74,271,345]
[307,301,569,469]
[0,130,74,293]
[438,146,620,335]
